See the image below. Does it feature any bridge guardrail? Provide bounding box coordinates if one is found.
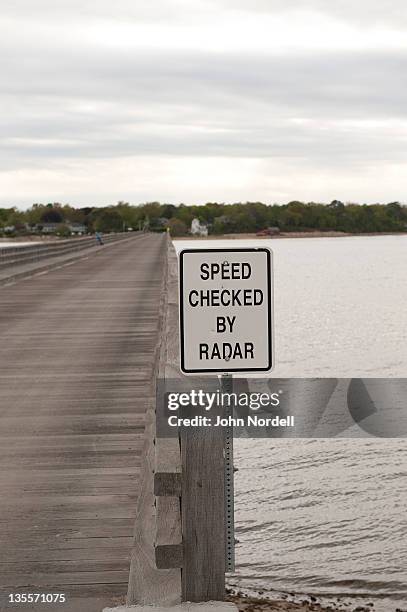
[127,235,182,606]
[0,233,140,270]
[127,234,228,605]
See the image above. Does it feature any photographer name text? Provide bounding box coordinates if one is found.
[167,415,294,428]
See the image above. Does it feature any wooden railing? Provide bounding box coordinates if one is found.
[127,235,182,605]
[127,236,228,605]
[0,232,140,270]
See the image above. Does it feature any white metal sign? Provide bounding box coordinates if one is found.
[179,248,273,373]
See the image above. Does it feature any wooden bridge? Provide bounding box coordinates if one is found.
[0,234,167,611]
[0,233,229,612]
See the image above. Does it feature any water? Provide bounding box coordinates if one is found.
[269,234,407,379]
[232,439,407,611]
[175,236,407,610]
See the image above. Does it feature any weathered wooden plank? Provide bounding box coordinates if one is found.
[127,235,182,604]
[180,405,226,602]
[155,544,183,570]
[154,497,182,569]
[154,437,182,496]
[165,239,228,600]
[0,235,167,600]
[0,543,134,561]
[154,471,182,497]
[0,560,130,573]
[0,571,130,586]
[154,472,182,497]
[155,437,182,476]
[126,401,181,604]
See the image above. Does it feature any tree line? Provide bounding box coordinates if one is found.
[1,200,406,237]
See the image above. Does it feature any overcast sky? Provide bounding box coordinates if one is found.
[1,0,407,208]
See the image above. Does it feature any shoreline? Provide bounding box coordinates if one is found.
[2,229,407,245]
[228,594,339,611]
[175,230,407,240]
[275,230,407,239]
[227,593,377,612]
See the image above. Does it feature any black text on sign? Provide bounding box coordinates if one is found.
[179,248,273,374]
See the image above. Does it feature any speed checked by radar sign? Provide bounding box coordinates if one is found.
[179,248,273,374]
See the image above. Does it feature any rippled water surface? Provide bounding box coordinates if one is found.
[176,236,407,610]
[233,439,407,611]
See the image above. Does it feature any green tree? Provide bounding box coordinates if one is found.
[56,223,72,237]
[168,218,187,237]
[40,207,63,224]
[94,209,124,232]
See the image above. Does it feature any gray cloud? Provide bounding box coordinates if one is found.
[217,0,407,27]
[3,0,407,27]
[1,45,406,165]
[0,0,205,24]
[0,0,406,204]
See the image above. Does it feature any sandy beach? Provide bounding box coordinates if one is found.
[228,594,377,612]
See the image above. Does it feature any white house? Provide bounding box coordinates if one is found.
[69,223,86,235]
[191,218,208,237]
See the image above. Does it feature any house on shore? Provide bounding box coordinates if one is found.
[68,223,86,235]
[191,218,208,237]
[34,222,87,235]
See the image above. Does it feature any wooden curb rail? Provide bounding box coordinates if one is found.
[0,232,138,270]
[127,236,228,606]
[127,235,182,606]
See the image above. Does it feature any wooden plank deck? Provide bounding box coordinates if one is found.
[0,234,166,611]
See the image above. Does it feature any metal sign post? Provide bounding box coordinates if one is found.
[221,372,235,572]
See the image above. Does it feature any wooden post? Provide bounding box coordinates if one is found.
[180,397,226,602]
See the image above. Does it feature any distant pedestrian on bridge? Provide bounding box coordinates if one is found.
[95,231,104,246]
